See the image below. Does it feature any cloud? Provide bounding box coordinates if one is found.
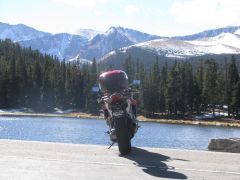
[170,0,240,27]
[54,0,108,8]
[124,4,139,15]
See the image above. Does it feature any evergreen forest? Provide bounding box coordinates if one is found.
[0,40,240,118]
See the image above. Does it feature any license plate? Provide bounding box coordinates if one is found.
[112,110,124,117]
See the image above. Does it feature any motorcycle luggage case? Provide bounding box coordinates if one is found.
[99,70,128,92]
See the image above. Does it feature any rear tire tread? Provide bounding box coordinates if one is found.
[115,117,131,155]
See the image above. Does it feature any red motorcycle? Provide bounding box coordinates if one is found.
[98,70,139,154]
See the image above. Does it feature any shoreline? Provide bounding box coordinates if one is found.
[0,112,240,128]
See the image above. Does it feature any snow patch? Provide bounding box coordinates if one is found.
[234,29,240,35]
[190,33,240,48]
[0,108,34,113]
[119,33,240,59]
[76,29,102,40]
[54,108,75,114]
[67,55,92,64]
[195,112,228,120]
[207,44,238,54]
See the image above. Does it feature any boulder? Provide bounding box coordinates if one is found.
[208,138,240,153]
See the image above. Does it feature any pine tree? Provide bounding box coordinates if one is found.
[177,63,187,114]
[195,61,204,113]
[138,63,146,112]
[7,56,19,107]
[53,61,66,108]
[165,62,179,116]
[231,81,240,117]
[203,60,218,117]
[216,68,225,115]
[41,59,54,112]
[185,63,194,114]
[227,55,239,116]
[16,57,28,106]
[87,58,99,114]
[0,61,8,108]
[151,57,160,113]
[142,73,154,115]
[159,65,167,114]
[123,55,134,83]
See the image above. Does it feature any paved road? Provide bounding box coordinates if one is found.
[0,140,239,180]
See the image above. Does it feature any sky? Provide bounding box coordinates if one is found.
[1,0,240,36]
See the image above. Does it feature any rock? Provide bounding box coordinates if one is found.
[208,138,240,153]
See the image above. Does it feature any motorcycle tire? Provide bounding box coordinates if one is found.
[115,117,131,155]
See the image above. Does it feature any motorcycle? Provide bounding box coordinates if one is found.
[97,70,139,155]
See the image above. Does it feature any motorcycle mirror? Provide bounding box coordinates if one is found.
[92,86,100,93]
[132,80,141,85]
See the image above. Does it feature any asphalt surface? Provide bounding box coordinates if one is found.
[0,140,239,180]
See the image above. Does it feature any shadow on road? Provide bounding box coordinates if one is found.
[122,147,188,179]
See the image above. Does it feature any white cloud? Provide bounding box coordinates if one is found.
[170,0,240,28]
[124,4,139,15]
[54,0,108,8]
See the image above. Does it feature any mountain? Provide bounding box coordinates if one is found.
[0,22,50,42]
[99,32,240,68]
[1,22,240,62]
[174,26,240,40]
[77,26,162,60]
[136,32,240,58]
[0,23,161,60]
[20,33,88,60]
[75,29,103,40]
[105,26,162,43]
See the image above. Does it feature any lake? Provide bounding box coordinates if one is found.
[0,116,240,150]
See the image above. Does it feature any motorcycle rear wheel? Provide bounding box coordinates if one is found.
[115,117,131,155]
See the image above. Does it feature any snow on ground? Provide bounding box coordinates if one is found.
[205,44,238,54]
[53,108,75,114]
[0,108,75,114]
[137,33,240,57]
[195,112,228,120]
[0,108,34,113]
[101,31,240,61]
[67,55,92,64]
[234,29,240,35]
[189,33,240,49]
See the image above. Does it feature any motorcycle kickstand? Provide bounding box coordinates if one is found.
[108,142,115,149]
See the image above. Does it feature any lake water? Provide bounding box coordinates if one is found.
[0,116,240,150]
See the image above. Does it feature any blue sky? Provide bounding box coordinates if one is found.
[1,0,240,36]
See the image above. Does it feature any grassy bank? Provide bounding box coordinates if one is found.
[137,115,240,128]
[0,111,240,128]
[0,111,102,119]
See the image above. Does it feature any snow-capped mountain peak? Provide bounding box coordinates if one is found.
[105,26,118,35]
[75,28,103,40]
[103,32,240,60]
[0,22,50,42]
[1,22,240,62]
[104,26,161,43]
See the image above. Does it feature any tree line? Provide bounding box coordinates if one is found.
[0,39,240,118]
[0,39,97,112]
[122,55,240,118]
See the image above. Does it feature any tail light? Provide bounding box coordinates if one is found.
[110,94,123,102]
